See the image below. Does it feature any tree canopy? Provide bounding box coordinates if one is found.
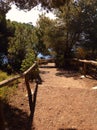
[36,0,97,67]
[5,0,68,10]
[1,0,97,71]
[7,21,37,72]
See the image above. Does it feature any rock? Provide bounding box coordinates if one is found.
[80,75,85,79]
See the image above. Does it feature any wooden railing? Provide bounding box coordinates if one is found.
[0,62,37,87]
[38,58,97,78]
[0,58,96,129]
[72,59,97,78]
[38,58,55,65]
[0,62,39,130]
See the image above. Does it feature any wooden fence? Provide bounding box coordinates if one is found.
[0,58,97,129]
[72,59,97,78]
[0,62,39,130]
[37,58,97,78]
[0,62,37,87]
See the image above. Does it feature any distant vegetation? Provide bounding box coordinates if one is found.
[0,1,97,129]
[0,0,97,72]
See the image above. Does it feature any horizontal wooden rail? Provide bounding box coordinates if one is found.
[38,58,55,65]
[0,62,37,88]
[23,62,37,75]
[73,58,97,77]
[74,58,97,66]
[0,75,21,87]
[0,62,38,130]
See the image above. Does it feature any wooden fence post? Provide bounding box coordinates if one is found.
[83,62,86,77]
[25,75,33,113]
[0,100,5,130]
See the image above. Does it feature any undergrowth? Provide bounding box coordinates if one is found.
[0,70,10,82]
[0,70,18,102]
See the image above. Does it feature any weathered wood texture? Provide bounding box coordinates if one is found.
[0,100,5,130]
[0,62,37,88]
[74,59,97,66]
[0,62,38,130]
[73,59,97,77]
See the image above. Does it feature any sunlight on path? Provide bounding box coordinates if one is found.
[33,63,97,130]
[39,63,97,89]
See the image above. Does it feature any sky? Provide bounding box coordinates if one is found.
[6,4,56,26]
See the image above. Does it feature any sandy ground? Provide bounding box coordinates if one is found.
[4,63,97,130]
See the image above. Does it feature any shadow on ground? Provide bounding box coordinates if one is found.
[59,128,77,130]
[56,69,80,80]
[3,102,31,130]
[2,83,39,130]
[39,70,50,74]
[39,64,56,68]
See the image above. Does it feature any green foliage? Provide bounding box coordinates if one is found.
[0,84,17,101]
[36,1,97,67]
[55,54,64,68]
[0,70,18,101]
[0,71,9,82]
[0,16,14,71]
[7,21,37,71]
[76,47,86,59]
[37,10,76,67]
[6,0,67,10]
[0,71,19,102]
[1,0,97,71]
[21,50,36,72]
[53,0,97,62]
[0,11,8,54]
[66,0,97,60]
[35,14,53,55]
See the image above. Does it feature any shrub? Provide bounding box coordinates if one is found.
[21,50,36,72]
[0,71,9,82]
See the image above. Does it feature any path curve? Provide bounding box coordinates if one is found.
[33,63,97,130]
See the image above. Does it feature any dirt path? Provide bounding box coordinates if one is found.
[33,63,97,130]
[5,63,97,130]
